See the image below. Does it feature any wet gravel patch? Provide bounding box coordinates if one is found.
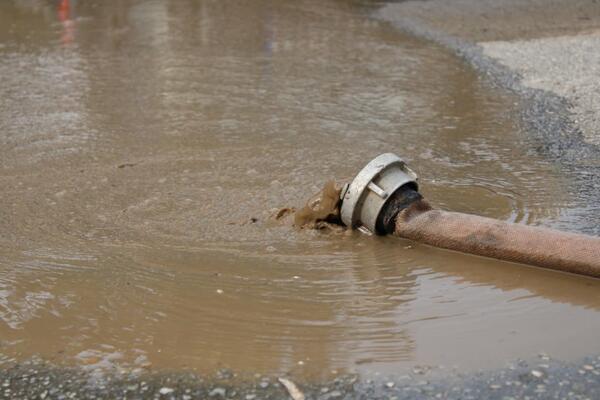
[1,355,599,399]
[481,33,600,147]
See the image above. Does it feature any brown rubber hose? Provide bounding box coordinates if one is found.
[394,200,600,278]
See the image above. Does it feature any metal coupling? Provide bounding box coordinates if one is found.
[340,153,418,235]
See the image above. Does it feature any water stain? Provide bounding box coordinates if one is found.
[0,0,600,382]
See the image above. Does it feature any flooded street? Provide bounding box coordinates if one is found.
[1,0,600,382]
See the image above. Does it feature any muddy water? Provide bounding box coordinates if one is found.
[1,0,600,381]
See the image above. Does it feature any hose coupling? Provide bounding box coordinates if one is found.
[340,153,419,235]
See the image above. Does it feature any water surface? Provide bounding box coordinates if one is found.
[1,0,600,380]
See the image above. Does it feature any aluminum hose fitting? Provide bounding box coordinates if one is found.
[340,153,419,235]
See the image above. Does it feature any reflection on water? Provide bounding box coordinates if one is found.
[1,0,599,380]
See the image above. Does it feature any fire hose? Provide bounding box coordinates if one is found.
[339,154,600,279]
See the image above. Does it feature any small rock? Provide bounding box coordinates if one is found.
[386,382,395,388]
[216,289,224,294]
[583,364,595,371]
[412,367,425,375]
[159,387,174,395]
[329,390,343,398]
[245,395,256,400]
[531,370,544,378]
[259,381,269,389]
[217,369,233,380]
[209,388,226,397]
[490,384,501,390]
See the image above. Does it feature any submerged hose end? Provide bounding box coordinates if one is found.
[340,153,419,235]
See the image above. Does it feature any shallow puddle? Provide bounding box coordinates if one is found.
[1,0,600,381]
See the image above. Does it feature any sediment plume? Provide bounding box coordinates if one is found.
[293,180,343,228]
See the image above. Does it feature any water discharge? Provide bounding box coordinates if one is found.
[1,0,600,381]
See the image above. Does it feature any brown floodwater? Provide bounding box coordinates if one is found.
[1,0,600,381]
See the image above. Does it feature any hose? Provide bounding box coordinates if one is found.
[340,154,600,279]
[385,187,600,278]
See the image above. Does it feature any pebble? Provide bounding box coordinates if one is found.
[583,365,595,371]
[329,390,343,398]
[531,370,544,378]
[159,387,174,395]
[259,381,269,389]
[386,382,395,388]
[209,387,226,397]
[245,394,256,400]
[216,289,223,294]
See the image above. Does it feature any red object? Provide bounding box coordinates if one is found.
[58,0,70,22]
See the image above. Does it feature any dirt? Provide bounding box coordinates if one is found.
[293,181,342,228]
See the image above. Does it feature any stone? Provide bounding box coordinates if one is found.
[209,387,226,397]
[159,387,174,395]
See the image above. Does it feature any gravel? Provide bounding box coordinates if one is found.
[1,355,600,399]
[481,33,600,146]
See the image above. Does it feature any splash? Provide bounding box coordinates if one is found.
[293,180,343,229]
